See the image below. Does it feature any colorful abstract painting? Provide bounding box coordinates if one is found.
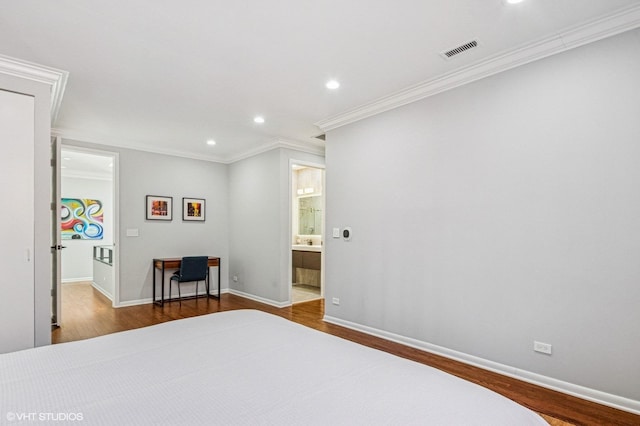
[61,198,104,240]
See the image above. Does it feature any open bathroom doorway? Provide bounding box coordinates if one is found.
[290,162,325,304]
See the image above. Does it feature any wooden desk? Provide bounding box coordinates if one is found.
[152,257,221,305]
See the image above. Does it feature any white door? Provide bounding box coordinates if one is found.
[0,89,35,353]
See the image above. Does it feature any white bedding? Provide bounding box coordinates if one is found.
[1,310,547,425]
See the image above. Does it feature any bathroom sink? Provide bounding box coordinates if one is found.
[292,244,322,252]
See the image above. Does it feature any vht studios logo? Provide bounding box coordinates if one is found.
[6,412,84,422]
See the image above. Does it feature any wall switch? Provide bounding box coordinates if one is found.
[332,228,340,238]
[232,275,238,282]
[332,297,340,305]
[533,341,552,355]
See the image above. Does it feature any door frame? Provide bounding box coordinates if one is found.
[288,159,326,304]
[51,135,62,325]
[56,142,121,307]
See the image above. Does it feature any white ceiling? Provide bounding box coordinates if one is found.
[60,149,114,181]
[1,1,639,162]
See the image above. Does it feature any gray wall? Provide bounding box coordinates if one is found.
[324,28,640,403]
[228,148,324,304]
[63,140,229,304]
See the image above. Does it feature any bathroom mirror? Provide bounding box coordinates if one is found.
[298,195,322,235]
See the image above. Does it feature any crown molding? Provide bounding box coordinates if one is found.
[315,3,640,133]
[225,137,325,164]
[53,127,325,165]
[54,127,228,163]
[0,54,69,125]
[61,170,113,181]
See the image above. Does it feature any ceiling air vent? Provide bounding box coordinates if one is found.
[440,39,479,60]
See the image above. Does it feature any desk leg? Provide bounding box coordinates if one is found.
[153,262,156,304]
[206,267,210,298]
[161,263,165,305]
[217,262,221,299]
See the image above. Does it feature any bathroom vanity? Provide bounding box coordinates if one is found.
[292,245,321,286]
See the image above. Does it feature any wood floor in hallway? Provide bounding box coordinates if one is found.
[53,283,639,426]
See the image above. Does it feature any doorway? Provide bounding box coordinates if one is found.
[53,145,118,327]
[290,162,325,304]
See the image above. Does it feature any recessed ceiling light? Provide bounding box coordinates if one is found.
[506,0,524,4]
[207,139,216,146]
[63,157,71,160]
[254,116,265,124]
[326,79,340,90]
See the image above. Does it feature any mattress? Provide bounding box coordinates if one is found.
[0,310,547,425]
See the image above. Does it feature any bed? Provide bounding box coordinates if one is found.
[1,310,547,425]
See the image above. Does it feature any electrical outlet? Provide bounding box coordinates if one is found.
[533,341,552,355]
[332,297,340,306]
[232,275,238,282]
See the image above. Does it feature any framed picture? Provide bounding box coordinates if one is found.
[146,195,173,221]
[183,197,205,221]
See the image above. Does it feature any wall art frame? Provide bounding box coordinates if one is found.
[146,195,173,221]
[183,197,205,221]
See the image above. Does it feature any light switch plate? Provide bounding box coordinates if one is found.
[332,228,340,238]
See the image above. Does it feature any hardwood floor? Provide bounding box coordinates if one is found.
[53,283,639,426]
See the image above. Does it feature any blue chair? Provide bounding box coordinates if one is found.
[170,256,209,302]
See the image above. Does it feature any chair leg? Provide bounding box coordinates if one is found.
[195,281,199,299]
[178,282,181,304]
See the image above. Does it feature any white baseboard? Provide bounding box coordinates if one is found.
[116,298,152,307]
[62,277,93,283]
[323,315,640,416]
[115,288,229,308]
[207,287,227,297]
[90,282,113,302]
[228,289,290,308]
